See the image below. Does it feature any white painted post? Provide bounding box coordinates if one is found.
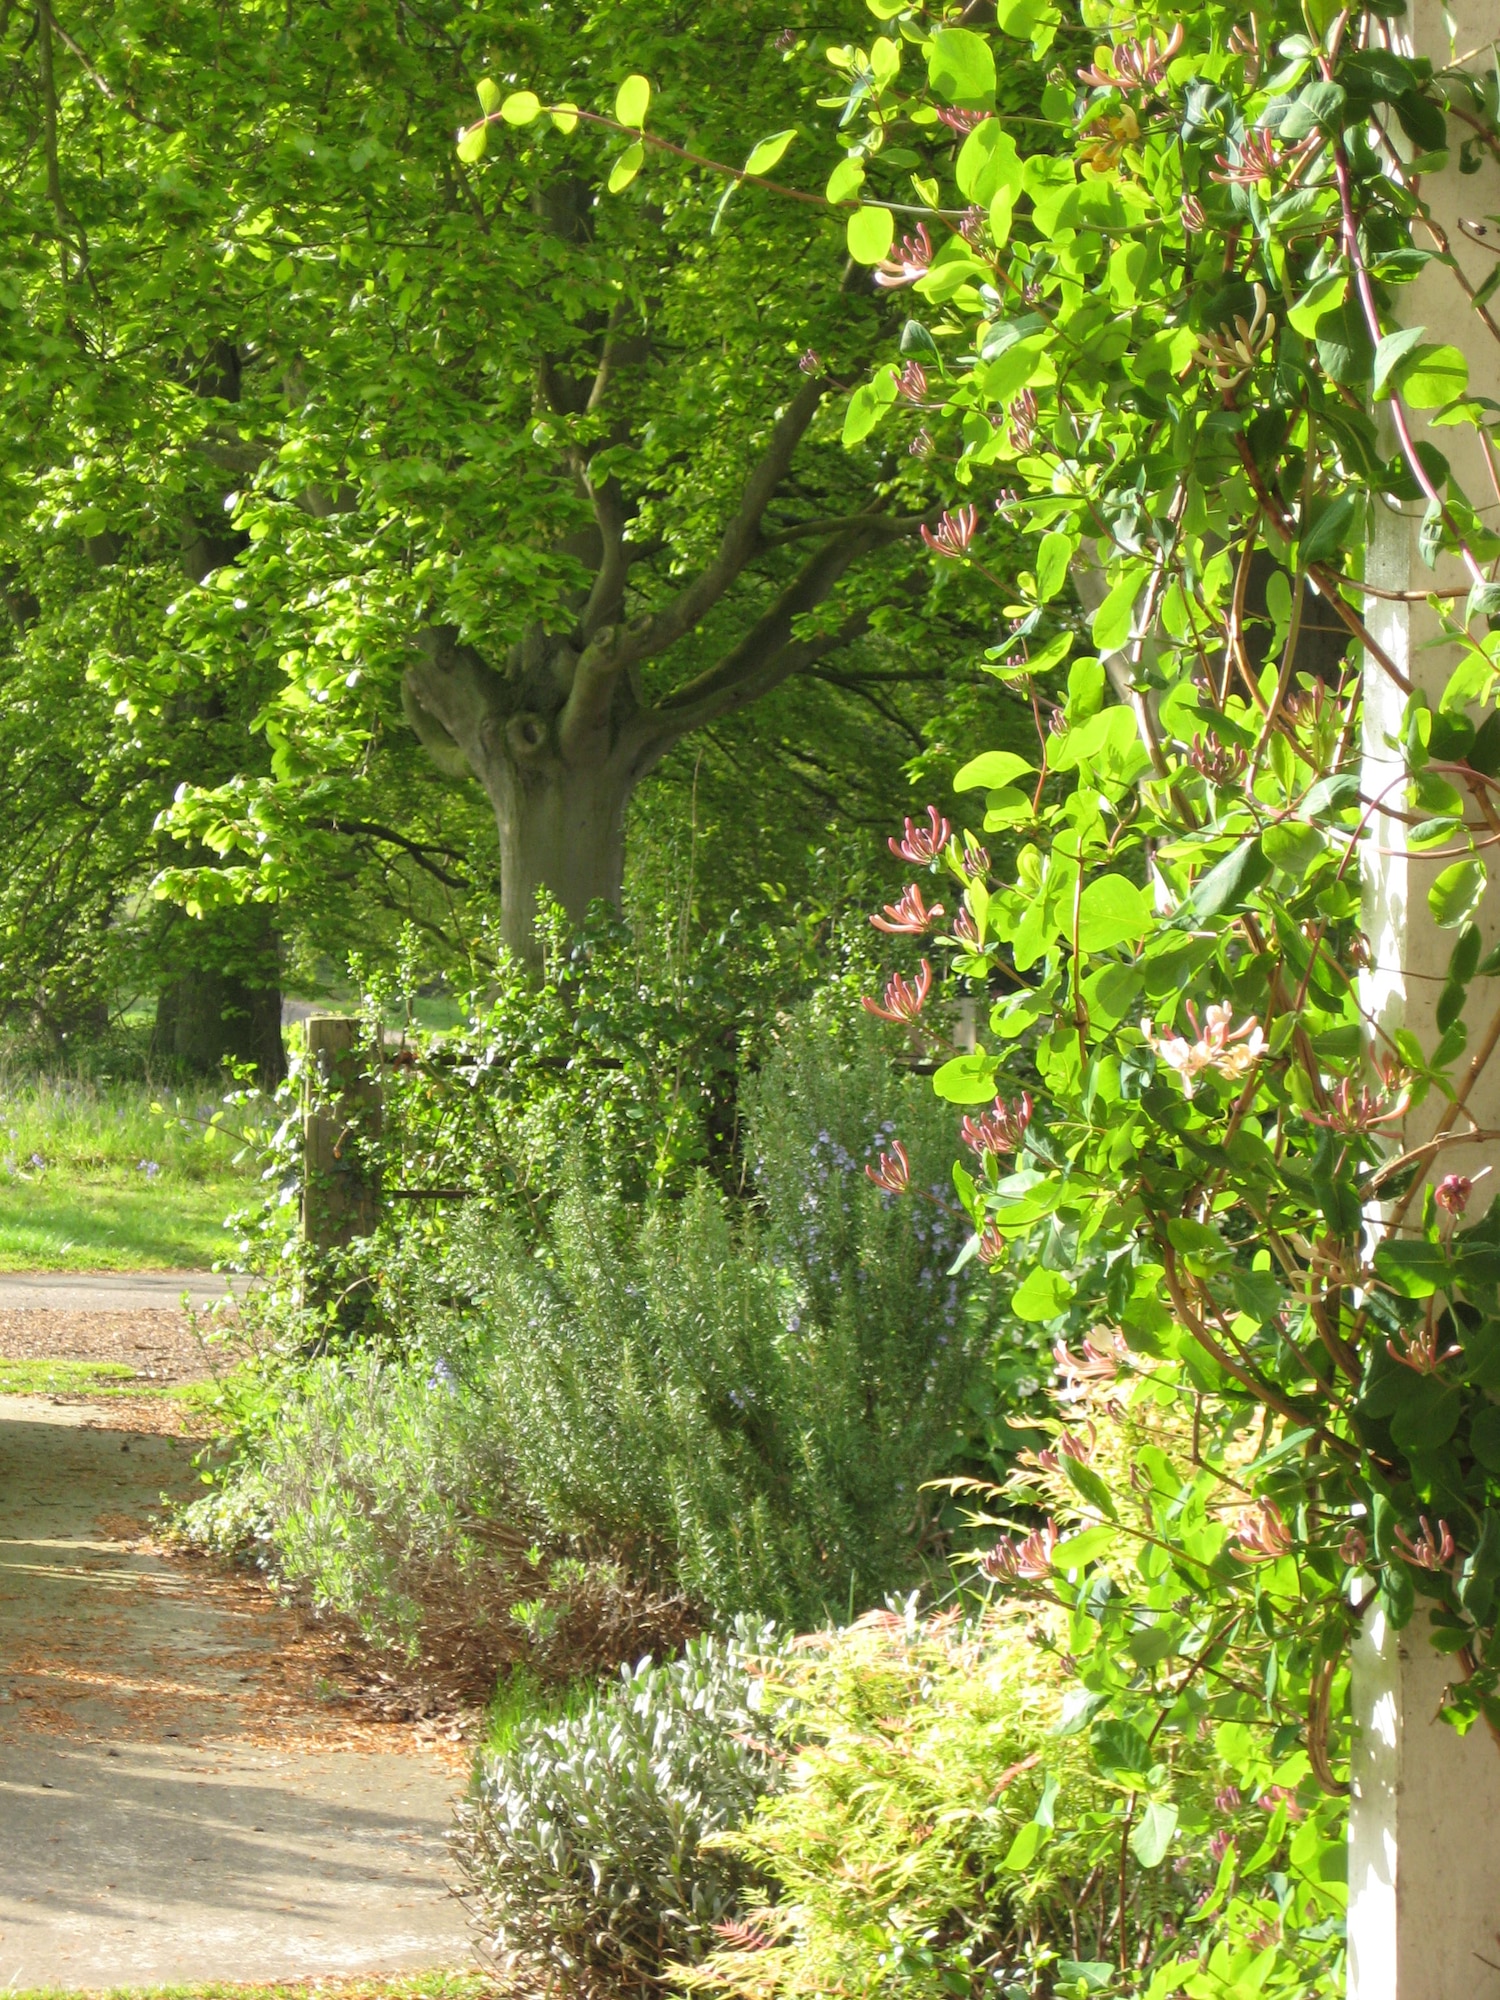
[1352,5,1500,1992]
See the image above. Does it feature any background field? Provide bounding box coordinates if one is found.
[0,1074,253,1271]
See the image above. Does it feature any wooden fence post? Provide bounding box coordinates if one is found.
[302,1015,383,1266]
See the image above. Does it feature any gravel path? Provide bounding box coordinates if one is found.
[0,1293,474,1990]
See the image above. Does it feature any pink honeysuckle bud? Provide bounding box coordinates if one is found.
[960,1093,1033,1158]
[921,504,979,559]
[897,360,927,402]
[861,959,933,1024]
[871,883,945,935]
[864,1140,911,1194]
[873,222,932,291]
[889,805,951,864]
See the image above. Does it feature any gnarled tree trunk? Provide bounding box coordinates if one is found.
[401,373,910,963]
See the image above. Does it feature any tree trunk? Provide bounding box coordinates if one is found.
[487,753,632,962]
[404,622,658,966]
[154,968,285,1082]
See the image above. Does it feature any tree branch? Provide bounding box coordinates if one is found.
[647,527,880,735]
[558,625,631,762]
[619,372,826,665]
[760,511,928,546]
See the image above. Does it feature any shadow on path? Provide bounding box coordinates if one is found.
[0,1396,472,1989]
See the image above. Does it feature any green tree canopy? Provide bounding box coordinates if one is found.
[0,0,1006,977]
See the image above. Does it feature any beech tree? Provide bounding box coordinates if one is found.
[0,0,986,965]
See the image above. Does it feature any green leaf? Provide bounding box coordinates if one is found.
[475,77,501,116]
[1076,874,1152,952]
[842,364,900,445]
[955,121,1021,204]
[1090,570,1141,653]
[1262,820,1327,877]
[1286,270,1348,337]
[1053,1524,1116,1569]
[1399,344,1469,408]
[1063,1452,1118,1520]
[932,1051,1002,1103]
[1011,1266,1076,1320]
[456,123,488,164]
[927,27,996,108]
[1129,1801,1179,1869]
[1035,530,1075,603]
[500,89,541,126]
[847,205,896,265]
[744,129,797,176]
[608,141,645,193]
[954,750,1034,791]
[1470,1405,1500,1475]
[1390,1378,1462,1451]
[1373,1237,1448,1299]
[1372,324,1427,397]
[1300,491,1363,566]
[1001,1819,1046,1869]
[615,74,651,129]
[1279,79,1347,140]
[825,157,864,203]
[1182,837,1271,921]
[1430,857,1486,928]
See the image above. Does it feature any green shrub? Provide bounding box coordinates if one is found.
[454,1625,784,1998]
[185,993,1004,1659]
[438,1001,990,1626]
[683,1604,1226,2000]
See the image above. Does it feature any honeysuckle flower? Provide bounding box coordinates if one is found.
[1181,193,1206,232]
[1386,1319,1462,1375]
[980,1518,1058,1582]
[908,426,935,458]
[1232,1499,1293,1562]
[1053,1332,1128,1383]
[961,837,990,877]
[1077,23,1184,92]
[889,806,951,863]
[1436,1171,1478,1215]
[862,959,933,1024]
[798,347,821,375]
[1211,129,1281,187]
[976,1221,1005,1266]
[897,359,927,402]
[960,1092,1033,1158]
[936,105,990,134]
[957,204,986,247]
[865,1140,911,1193]
[1209,1830,1234,1864]
[1142,1002,1265,1098]
[1394,1516,1455,1572]
[1185,733,1244,785]
[873,222,932,290]
[1035,1421,1096,1472]
[952,907,981,947]
[1304,1075,1409,1135]
[1194,283,1277,392]
[1215,1785,1243,1812]
[1228,19,1261,83]
[921,504,979,558]
[1008,389,1038,453]
[871,882,945,935]
[1339,1527,1369,1567]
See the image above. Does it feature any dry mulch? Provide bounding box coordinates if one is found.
[0,1303,242,1382]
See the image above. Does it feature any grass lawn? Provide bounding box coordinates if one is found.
[0,1174,245,1270]
[0,1071,257,1271]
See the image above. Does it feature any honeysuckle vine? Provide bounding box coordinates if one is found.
[471,0,1500,1989]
